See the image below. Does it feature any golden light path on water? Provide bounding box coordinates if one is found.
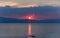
[28,23,32,38]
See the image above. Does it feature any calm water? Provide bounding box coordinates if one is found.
[0,23,60,38]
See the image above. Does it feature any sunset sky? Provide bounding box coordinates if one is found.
[0,0,60,20]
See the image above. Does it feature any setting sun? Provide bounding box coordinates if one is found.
[26,14,35,20]
[28,16,32,20]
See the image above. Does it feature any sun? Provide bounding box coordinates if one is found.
[26,14,35,20]
[28,16,32,20]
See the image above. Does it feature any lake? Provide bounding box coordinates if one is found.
[0,23,60,38]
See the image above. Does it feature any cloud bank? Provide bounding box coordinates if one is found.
[0,1,37,8]
[0,1,18,7]
[39,1,60,6]
[0,6,59,20]
[0,0,60,8]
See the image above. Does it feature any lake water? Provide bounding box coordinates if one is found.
[0,23,60,38]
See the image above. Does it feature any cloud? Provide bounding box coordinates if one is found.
[0,1,18,7]
[0,0,60,8]
[38,1,60,6]
[0,1,38,8]
[0,0,60,7]
[14,4,37,8]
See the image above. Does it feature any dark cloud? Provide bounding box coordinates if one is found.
[0,6,60,20]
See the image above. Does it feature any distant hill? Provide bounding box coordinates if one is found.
[0,17,60,23]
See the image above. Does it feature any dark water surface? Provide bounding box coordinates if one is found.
[0,23,60,38]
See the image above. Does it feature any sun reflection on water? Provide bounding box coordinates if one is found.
[28,23,32,38]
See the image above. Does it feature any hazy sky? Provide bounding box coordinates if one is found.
[0,0,60,7]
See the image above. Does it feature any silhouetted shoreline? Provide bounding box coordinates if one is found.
[0,17,60,23]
